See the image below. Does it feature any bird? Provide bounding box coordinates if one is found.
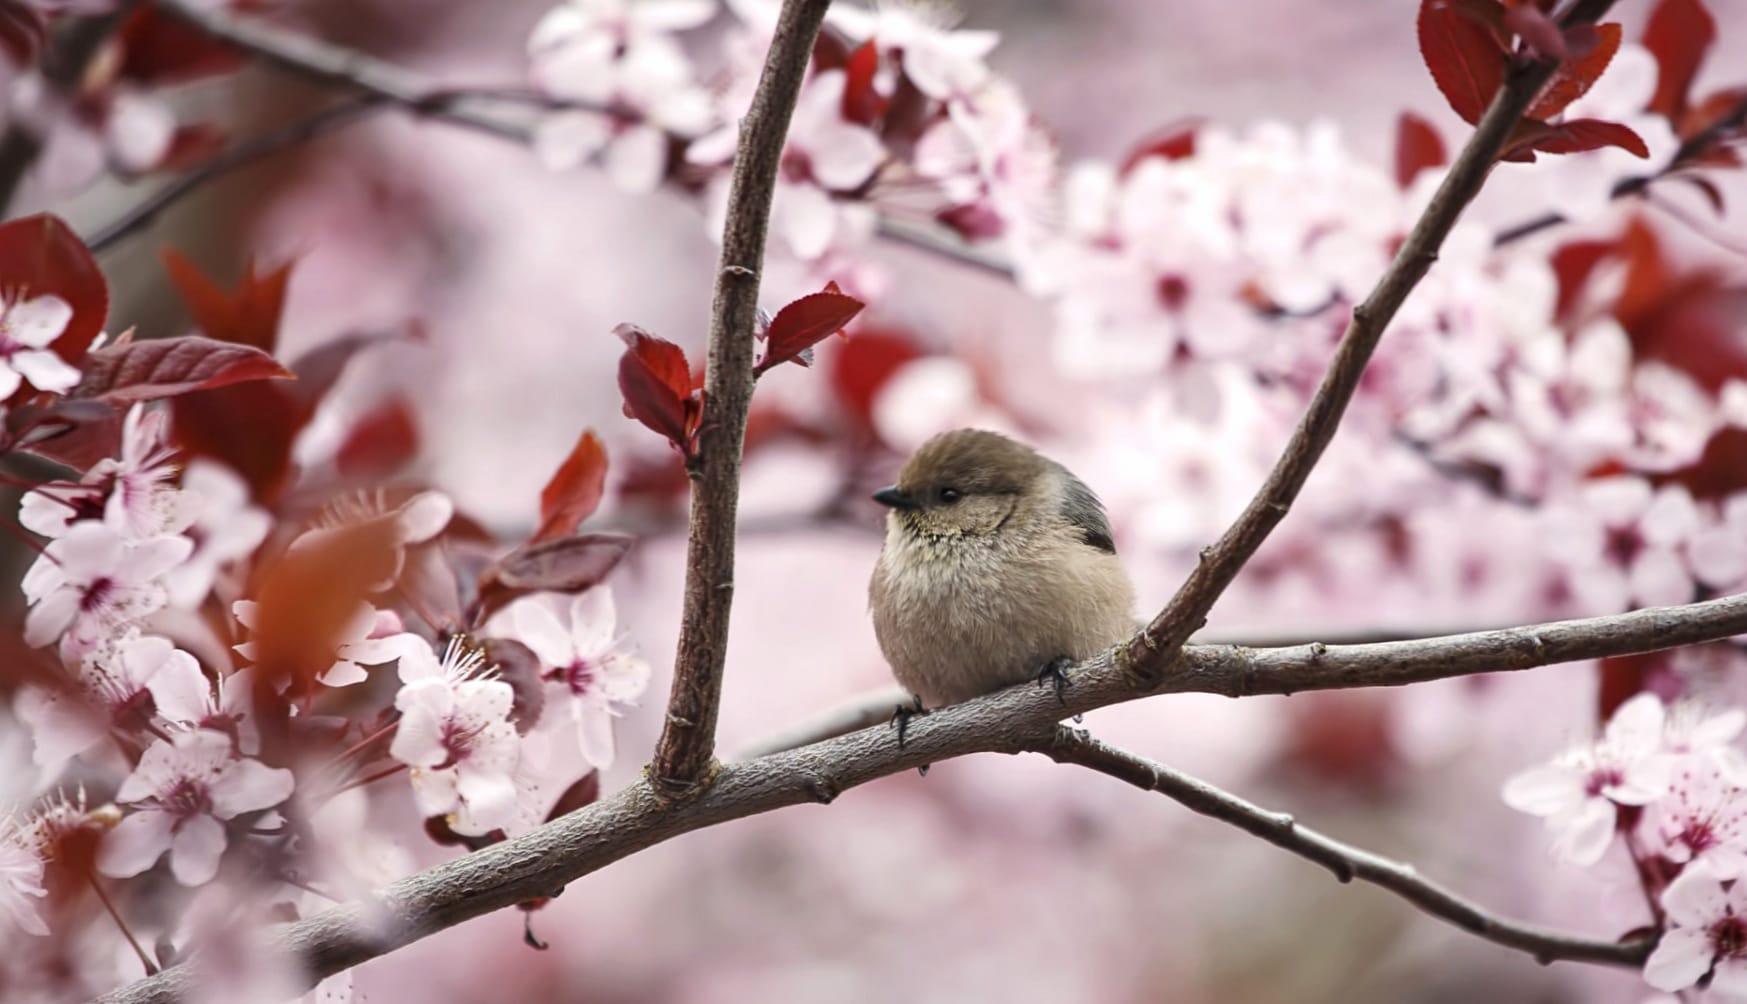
[867,428,1137,719]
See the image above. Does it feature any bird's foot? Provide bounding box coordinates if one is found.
[890,694,926,750]
[1036,656,1074,706]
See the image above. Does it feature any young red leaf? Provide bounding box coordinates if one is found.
[1504,3,1566,60]
[162,249,292,351]
[336,397,420,477]
[1418,0,1509,125]
[116,6,245,84]
[828,326,924,437]
[71,335,293,404]
[841,41,888,126]
[534,429,608,543]
[1119,119,1201,175]
[756,283,866,375]
[1393,111,1448,188]
[1644,0,1715,120]
[615,324,699,453]
[1533,118,1651,157]
[475,533,633,620]
[480,638,545,732]
[1526,22,1621,120]
[0,214,109,375]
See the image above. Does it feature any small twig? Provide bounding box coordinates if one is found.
[1035,727,1654,968]
[85,95,388,253]
[875,216,1017,279]
[89,871,160,977]
[649,0,834,795]
[1126,0,1619,676]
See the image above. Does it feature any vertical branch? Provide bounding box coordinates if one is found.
[650,0,833,793]
[1126,0,1618,678]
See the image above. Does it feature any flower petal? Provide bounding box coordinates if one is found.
[1642,926,1714,992]
[168,815,227,886]
[512,599,577,669]
[5,295,72,346]
[1501,764,1580,816]
[95,810,174,879]
[209,758,295,817]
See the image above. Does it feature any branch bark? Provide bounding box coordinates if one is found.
[1126,0,1617,677]
[648,0,834,793]
[1036,727,1653,968]
[96,592,1747,1004]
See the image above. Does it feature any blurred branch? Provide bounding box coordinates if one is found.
[875,216,1016,278]
[85,95,389,252]
[735,685,909,759]
[0,3,139,216]
[1035,727,1654,967]
[1125,0,1617,677]
[97,592,1746,1004]
[650,0,834,793]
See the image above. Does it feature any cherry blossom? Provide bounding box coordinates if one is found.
[1690,492,1747,596]
[389,638,521,835]
[1502,692,1673,865]
[98,729,295,886]
[163,460,271,608]
[0,817,49,937]
[1643,865,1747,997]
[1544,477,1699,612]
[1639,762,1747,878]
[911,79,1057,248]
[0,292,80,397]
[508,587,650,770]
[20,522,193,659]
[92,404,200,542]
[828,0,998,101]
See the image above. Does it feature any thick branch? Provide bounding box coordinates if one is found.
[648,0,833,793]
[97,593,1747,1003]
[1127,0,1618,675]
[1036,727,1653,967]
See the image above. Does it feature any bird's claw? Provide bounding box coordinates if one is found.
[890,694,926,750]
[1037,656,1073,706]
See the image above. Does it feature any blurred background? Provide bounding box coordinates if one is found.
[9,0,1747,1001]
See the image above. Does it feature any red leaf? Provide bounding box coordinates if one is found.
[476,533,633,621]
[1119,119,1201,175]
[1644,0,1715,120]
[534,429,608,543]
[153,123,229,173]
[1662,427,1747,500]
[1418,0,1509,125]
[828,327,923,437]
[162,249,292,352]
[116,7,244,84]
[72,335,293,404]
[0,214,109,381]
[615,324,700,454]
[0,4,45,68]
[336,397,420,477]
[935,202,1005,241]
[1527,23,1621,120]
[480,638,545,732]
[756,283,866,374]
[1504,4,1566,60]
[841,41,888,126]
[1393,111,1448,188]
[247,517,401,698]
[1533,118,1650,157]
[1549,237,1615,323]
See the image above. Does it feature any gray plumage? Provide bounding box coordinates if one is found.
[867,429,1137,708]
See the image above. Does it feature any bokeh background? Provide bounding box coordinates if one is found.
[13,0,1747,1001]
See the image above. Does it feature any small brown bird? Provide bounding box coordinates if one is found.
[868,428,1137,712]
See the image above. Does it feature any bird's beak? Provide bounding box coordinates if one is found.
[872,485,918,510]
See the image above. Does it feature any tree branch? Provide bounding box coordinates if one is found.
[1035,727,1654,967]
[649,0,834,792]
[1124,0,1618,676]
[96,592,1747,1004]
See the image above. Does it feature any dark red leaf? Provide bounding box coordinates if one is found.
[1597,652,1678,723]
[1533,118,1650,157]
[1679,86,1747,146]
[545,772,600,821]
[1504,4,1565,60]
[1661,427,1747,500]
[0,4,45,69]
[400,540,463,635]
[1549,237,1615,323]
[828,327,924,437]
[756,283,865,375]
[248,517,401,699]
[615,324,699,454]
[1644,0,1715,120]
[116,7,244,84]
[4,398,123,470]
[72,335,292,404]
[480,637,545,732]
[1119,119,1201,175]
[0,214,109,382]
[534,429,608,543]
[1419,0,1509,124]
[936,203,1005,241]
[1672,172,1726,216]
[841,41,888,126]
[162,249,292,352]
[1393,111,1448,188]
[153,123,229,173]
[1527,22,1621,120]
[336,397,420,477]
[1613,217,1747,392]
[476,533,633,621]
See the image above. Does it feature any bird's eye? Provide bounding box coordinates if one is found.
[940,487,962,504]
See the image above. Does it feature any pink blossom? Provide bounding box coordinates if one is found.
[827,1,999,101]
[508,587,650,769]
[0,293,80,397]
[390,638,521,835]
[0,818,49,937]
[163,460,272,608]
[92,405,200,542]
[1501,692,1672,865]
[20,522,193,659]
[1644,865,1747,997]
[22,632,214,777]
[98,730,295,886]
[1639,762,1747,879]
[1545,477,1699,612]
[912,79,1057,248]
[1691,493,1747,595]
